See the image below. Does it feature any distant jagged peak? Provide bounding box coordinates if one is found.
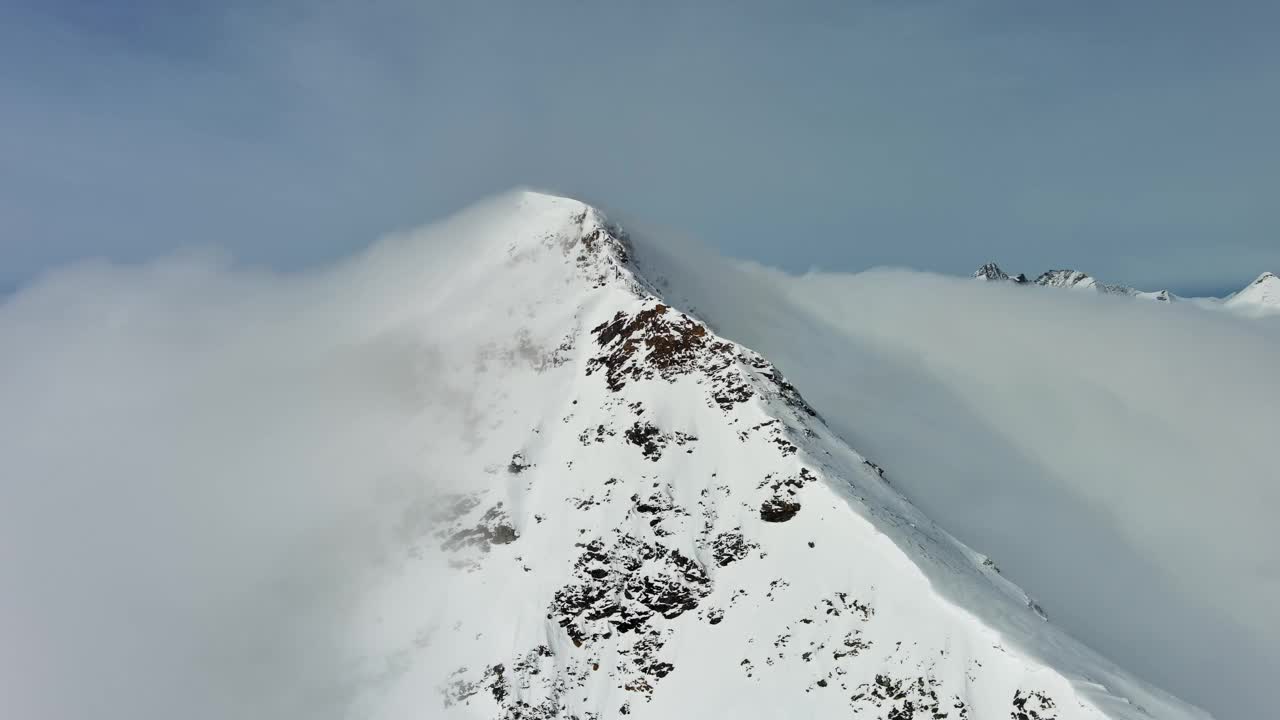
[972,262,1009,281]
[971,263,1180,304]
[1034,269,1098,290]
[972,262,1027,283]
[1098,282,1137,296]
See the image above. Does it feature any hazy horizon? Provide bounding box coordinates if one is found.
[3,1,1278,295]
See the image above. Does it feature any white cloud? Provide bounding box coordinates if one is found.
[0,233,473,719]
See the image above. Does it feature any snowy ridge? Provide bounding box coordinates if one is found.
[1035,270,1099,292]
[975,263,1280,312]
[1033,269,1170,300]
[349,192,1211,720]
[974,265,1176,303]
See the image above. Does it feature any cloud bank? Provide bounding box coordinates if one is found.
[0,227,487,719]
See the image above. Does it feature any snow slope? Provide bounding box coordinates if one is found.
[1222,272,1280,316]
[347,192,1210,720]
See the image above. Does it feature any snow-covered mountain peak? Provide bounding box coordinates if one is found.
[1034,269,1098,290]
[348,194,1212,720]
[973,263,1027,283]
[1224,271,1280,316]
[495,191,639,287]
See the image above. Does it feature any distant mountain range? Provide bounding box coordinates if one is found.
[973,263,1277,316]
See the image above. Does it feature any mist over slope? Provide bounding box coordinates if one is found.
[0,218,506,719]
[0,190,1271,719]
[631,228,1279,720]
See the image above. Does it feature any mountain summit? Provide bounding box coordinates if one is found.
[1224,271,1280,316]
[351,192,1211,720]
[973,263,1028,284]
[1034,269,1098,291]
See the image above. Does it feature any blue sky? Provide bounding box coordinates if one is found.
[2,0,1277,295]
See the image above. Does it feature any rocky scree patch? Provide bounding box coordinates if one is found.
[442,644,602,720]
[547,533,713,699]
[437,502,520,570]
